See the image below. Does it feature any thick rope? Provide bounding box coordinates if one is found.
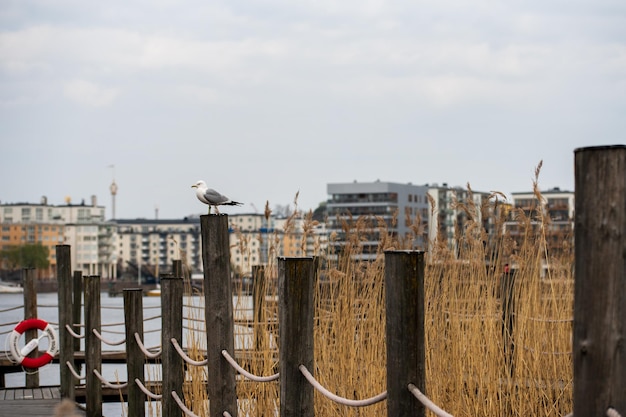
[299,365,387,407]
[0,320,21,328]
[93,369,128,389]
[0,305,23,313]
[135,378,162,400]
[93,329,125,346]
[221,350,279,382]
[135,332,161,359]
[408,383,454,417]
[171,338,208,366]
[171,390,202,417]
[65,361,86,381]
[65,324,85,339]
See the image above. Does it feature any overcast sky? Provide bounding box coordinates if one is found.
[1,0,624,219]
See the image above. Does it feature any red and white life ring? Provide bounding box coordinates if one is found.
[9,318,58,368]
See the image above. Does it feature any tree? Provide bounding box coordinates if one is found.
[0,243,50,270]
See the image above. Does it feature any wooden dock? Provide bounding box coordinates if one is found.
[0,386,85,417]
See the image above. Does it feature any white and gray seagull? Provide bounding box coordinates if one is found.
[191,180,243,214]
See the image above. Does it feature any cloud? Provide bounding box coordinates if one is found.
[63,79,119,107]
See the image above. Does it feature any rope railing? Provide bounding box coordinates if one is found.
[65,361,86,381]
[92,329,125,346]
[408,383,454,417]
[171,338,208,366]
[171,390,203,417]
[93,369,128,390]
[135,332,161,359]
[0,305,23,313]
[298,364,387,407]
[65,324,85,339]
[134,378,162,400]
[0,320,21,328]
[221,349,279,382]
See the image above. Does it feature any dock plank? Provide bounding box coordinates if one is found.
[0,387,83,417]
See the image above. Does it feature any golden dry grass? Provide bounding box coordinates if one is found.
[170,182,573,417]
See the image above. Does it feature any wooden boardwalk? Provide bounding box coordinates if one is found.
[0,387,85,416]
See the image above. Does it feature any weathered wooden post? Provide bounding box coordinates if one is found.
[161,274,184,417]
[200,214,237,417]
[574,145,626,415]
[278,257,315,417]
[22,267,39,388]
[56,245,74,399]
[84,275,102,417]
[252,265,266,351]
[72,270,83,355]
[385,250,425,417]
[124,289,145,417]
[500,270,516,377]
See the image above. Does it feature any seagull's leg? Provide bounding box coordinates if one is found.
[215,206,221,215]
[208,206,212,215]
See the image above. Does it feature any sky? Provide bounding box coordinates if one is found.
[1,0,624,220]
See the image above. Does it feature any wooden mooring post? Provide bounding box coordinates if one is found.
[574,145,626,415]
[161,275,183,417]
[385,250,426,417]
[84,275,102,417]
[22,267,38,388]
[124,288,145,417]
[56,244,74,400]
[200,214,237,417]
[278,257,315,417]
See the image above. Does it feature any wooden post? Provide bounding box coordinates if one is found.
[23,267,38,388]
[161,275,184,417]
[385,250,425,417]
[252,265,266,351]
[278,257,315,417]
[56,245,74,400]
[200,214,237,417]
[501,270,516,377]
[124,289,145,417]
[72,270,83,355]
[84,275,102,417]
[574,145,626,415]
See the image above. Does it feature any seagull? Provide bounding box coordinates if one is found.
[191,180,243,214]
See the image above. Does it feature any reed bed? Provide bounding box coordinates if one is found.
[173,182,573,417]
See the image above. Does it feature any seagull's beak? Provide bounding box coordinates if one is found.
[191,184,197,189]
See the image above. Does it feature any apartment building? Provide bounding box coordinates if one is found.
[326,181,430,260]
[0,197,111,279]
[427,184,493,253]
[506,187,575,259]
[115,217,201,281]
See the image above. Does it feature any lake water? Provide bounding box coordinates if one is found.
[0,291,255,417]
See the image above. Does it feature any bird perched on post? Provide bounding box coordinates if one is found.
[191,180,243,214]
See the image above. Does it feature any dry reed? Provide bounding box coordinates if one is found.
[172,180,573,417]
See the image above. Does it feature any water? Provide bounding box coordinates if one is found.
[0,292,229,417]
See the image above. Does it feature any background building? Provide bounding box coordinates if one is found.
[0,197,111,279]
[326,181,430,260]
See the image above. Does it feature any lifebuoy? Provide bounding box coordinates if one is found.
[9,318,58,368]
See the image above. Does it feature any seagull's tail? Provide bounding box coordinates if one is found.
[225,201,243,206]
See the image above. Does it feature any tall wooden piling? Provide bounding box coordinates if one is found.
[574,145,626,415]
[124,289,145,417]
[200,214,237,417]
[161,275,184,417]
[252,265,267,351]
[56,245,74,399]
[84,275,102,417]
[22,267,39,388]
[385,250,426,417]
[72,270,83,355]
[278,257,315,417]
